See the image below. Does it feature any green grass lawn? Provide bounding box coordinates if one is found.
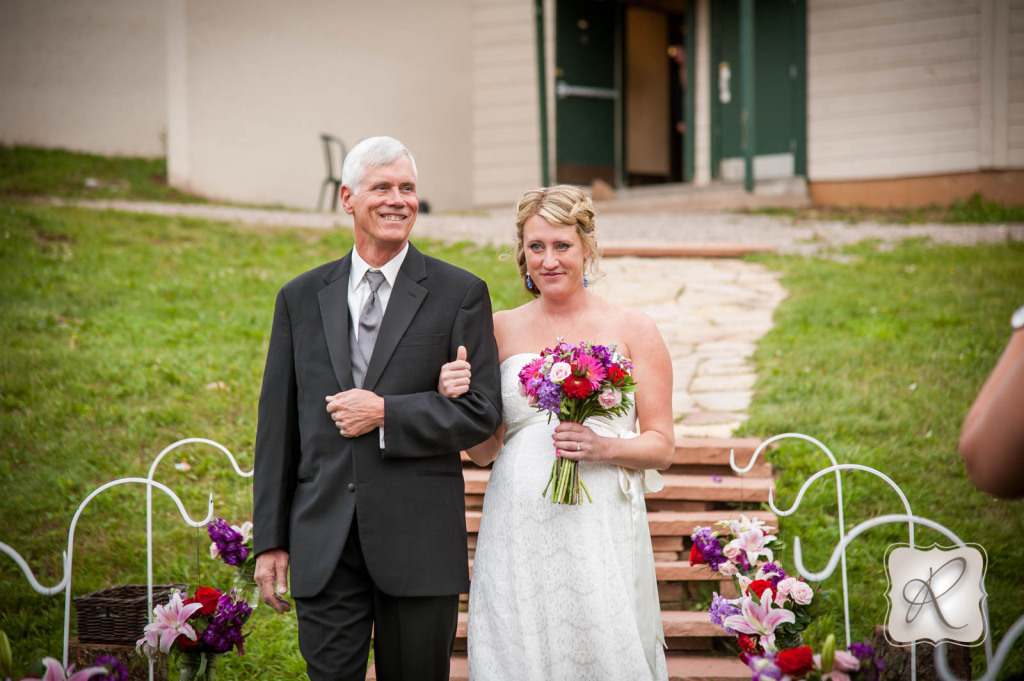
[1,185,1022,679]
[0,200,524,679]
[742,240,1024,679]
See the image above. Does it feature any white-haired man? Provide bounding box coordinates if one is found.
[253,136,502,680]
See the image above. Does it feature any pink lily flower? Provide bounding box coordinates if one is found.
[136,591,203,656]
[722,588,795,652]
[22,657,107,681]
[724,526,775,566]
[814,649,861,681]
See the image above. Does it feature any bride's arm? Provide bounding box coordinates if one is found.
[554,310,675,470]
[438,348,504,466]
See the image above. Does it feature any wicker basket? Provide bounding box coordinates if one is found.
[75,584,186,645]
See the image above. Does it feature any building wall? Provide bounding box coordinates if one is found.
[807,0,989,182]
[1010,0,1024,165]
[169,0,474,212]
[470,0,542,208]
[0,0,166,156]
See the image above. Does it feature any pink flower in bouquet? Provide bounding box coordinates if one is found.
[548,361,572,383]
[598,388,622,409]
[137,591,203,656]
[722,588,796,652]
[572,352,606,390]
[816,649,861,681]
[724,527,775,566]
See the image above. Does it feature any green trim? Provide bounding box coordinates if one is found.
[684,2,696,183]
[793,0,807,177]
[536,0,550,186]
[740,0,755,192]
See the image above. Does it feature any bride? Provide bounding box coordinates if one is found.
[437,185,675,680]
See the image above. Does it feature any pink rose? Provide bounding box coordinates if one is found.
[549,362,572,383]
[597,388,621,409]
[789,580,814,605]
[718,562,738,576]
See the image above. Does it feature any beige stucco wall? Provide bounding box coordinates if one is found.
[170,0,475,212]
[0,0,166,156]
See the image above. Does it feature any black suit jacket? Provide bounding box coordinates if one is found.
[253,243,502,598]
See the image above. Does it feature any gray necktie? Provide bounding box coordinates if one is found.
[352,270,385,387]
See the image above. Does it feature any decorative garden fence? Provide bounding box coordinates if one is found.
[731,433,1023,681]
[2,432,1022,681]
[0,438,252,680]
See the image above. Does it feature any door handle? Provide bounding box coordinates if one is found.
[556,80,618,100]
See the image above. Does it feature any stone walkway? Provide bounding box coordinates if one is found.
[62,198,1023,438]
[592,257,786,437]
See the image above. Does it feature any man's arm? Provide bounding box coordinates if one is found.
[382,278,502,456]
[253,289,301,555]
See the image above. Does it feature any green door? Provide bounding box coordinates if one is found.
[710,0,806,181]
[555,0,620,185]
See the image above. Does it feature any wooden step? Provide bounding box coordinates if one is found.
[465,509,775,536]
[368,651,750,681]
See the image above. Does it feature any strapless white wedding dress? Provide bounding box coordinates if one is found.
[467,353,667,680]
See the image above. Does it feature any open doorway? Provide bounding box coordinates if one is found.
[554,0,687,188]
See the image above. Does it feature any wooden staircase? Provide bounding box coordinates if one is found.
[368,434,774,680]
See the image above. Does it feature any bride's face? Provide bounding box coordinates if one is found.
[522,215,589,296]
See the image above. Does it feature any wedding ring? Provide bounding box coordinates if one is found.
[576,442,581,451]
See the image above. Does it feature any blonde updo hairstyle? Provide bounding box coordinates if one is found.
[513,185,602,298]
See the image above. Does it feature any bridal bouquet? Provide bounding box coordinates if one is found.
[518,341,637,505]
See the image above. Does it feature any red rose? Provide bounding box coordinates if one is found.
[776,646,815,676]
[178,634,199,651]
[562,375,593,399]
[689,544,707,566]
[607,365,628,385]
[737,634,763,655]
[193,586,222,616]
[746,579,772,600]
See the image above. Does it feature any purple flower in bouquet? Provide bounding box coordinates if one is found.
[692,526,728,571]
[708,592,741,635]
[745,653,784,681]
[208,518,250,567]
[90,656,128,681]
[847,640,884,681]
[199,591,253,655]
[760,562,786,590]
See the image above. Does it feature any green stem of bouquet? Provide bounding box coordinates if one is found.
[543,456,593,505]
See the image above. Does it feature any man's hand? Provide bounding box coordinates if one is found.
[438,345,471,399]
[325,389,385,437]
[255,549,292,614]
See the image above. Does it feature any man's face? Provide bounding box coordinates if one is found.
[341,156,419,257]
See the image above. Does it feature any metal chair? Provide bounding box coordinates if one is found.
[317,134,347,211]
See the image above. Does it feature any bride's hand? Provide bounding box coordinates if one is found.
[553,421,606,462]
[438,345,472,398]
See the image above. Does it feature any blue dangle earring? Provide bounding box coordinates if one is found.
[583,270,589,288]
[526,274,534,290]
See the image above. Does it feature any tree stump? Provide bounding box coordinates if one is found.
[68,638,167,681]
[869,625,971,681]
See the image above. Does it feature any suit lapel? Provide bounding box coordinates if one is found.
[362,244,428,391]
[317,255,355,391]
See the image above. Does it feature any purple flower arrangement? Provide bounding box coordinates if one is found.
[207,518,257,604]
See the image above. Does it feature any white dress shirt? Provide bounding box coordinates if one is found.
[347,243,409,447]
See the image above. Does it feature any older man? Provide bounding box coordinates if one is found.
[253,136,502,680]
